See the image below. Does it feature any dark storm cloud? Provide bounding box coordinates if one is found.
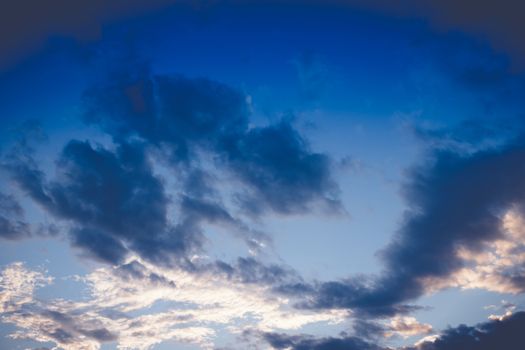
[297,138,525,316]
[84,67,340,216]
[0,192,30,240]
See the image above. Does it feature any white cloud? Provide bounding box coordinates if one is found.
[0,258,347,350]
[413,334,439,347]
[385,316,433,338]
[422,208,525,295]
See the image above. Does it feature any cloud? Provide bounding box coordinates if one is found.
[12,66,325,290]
[213,256,303,286]
[410,311,525,350]
[385,316,433,339]
[0,264,113,349]
[84,71,249,162]
[351,316,433,341]
[291,137,525,316]
[0,261,347,350]
[4,138,202,265]
[83,67,341,217]
[226,120,340,215]
[0,262,52,313]
[261,332,386,350]
[0,192,30,240]
[260,311,525,350]
[423,208,525,294]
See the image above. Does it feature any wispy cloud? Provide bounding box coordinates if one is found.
[0,260,347,349]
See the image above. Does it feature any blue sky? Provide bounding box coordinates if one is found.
[1,1,525,349]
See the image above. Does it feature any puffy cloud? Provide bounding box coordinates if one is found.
[385,317,433,339]
[410,311,525,350]
[295,139,525,316]
[224,120,340,215]
[4,67,341,267]
[422,208,525,294]
[5,139,202,266]
[83,68,341,216]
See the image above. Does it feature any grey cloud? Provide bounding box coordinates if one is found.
[408,311,525,350]
[262,311,525,350]
[84,67,341,216]
[0,192,30,240]
[295,137,525,316]
[262,332,386,350]
[5,138,202,265]
[42,310,117,343]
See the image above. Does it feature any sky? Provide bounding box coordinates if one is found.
[1,1,525,349]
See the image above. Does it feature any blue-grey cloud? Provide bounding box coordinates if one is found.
[214,256,302,286]
[262,311,525,350]
[0,0,188,71]
[409,311,525,350]
[262,331,385,350]
[41,310,117,343]
[3,66,340,271]
[295,136,525,316]
[84,67,341,216]
[0,192,30,240]
[4,138,201,265]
